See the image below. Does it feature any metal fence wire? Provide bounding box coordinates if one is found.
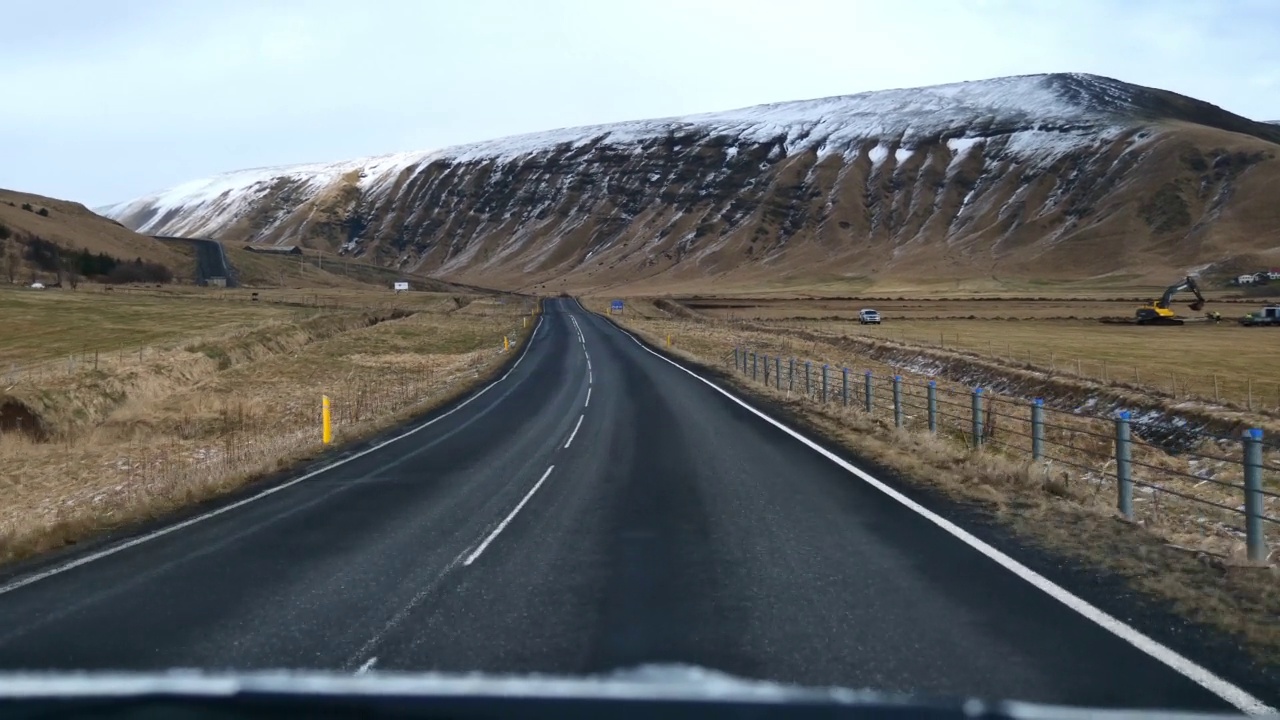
[730,346,1276,563]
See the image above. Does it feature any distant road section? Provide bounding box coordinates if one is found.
[152,235,237,287]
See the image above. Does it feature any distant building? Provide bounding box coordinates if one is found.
[1254,272,1271,283]
[1269,270,1280,281]
[1238,274,1257,285]
[244,245,303,256]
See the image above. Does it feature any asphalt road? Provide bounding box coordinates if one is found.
[0,299,1260,712]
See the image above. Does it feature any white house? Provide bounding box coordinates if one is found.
[1238,274,1257,285]
[1269,270,1280,281]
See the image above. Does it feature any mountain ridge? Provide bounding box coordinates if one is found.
[99,73,1280,292]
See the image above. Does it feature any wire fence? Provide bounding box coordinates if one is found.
[788,321,1280,413]
[729,346,1278,563]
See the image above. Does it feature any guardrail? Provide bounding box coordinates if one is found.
[730,347,1278,563]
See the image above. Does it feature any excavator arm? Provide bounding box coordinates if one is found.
[1157,276,1205,310]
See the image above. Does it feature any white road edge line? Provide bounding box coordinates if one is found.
[585,387,591,408]
[0,314,547,598]
[463,465,555,566]
[564,415,585,448]
[356,657,378,675]
[599,310,1273,716]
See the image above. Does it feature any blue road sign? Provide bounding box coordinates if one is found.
[610,300,624,312]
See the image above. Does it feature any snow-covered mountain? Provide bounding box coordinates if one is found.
[100,73,1280,291]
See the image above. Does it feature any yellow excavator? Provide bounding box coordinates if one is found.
[1135,276,1206,325]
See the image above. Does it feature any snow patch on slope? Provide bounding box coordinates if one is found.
[100,73,1149,238]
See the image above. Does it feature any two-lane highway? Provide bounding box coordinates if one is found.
[0,299,1266,713]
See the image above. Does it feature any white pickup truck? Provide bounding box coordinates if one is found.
[859,309,881,325]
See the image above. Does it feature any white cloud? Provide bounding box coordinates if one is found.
[0,0,1277,206]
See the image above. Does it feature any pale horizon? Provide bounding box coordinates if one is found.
[2,0,1277,207]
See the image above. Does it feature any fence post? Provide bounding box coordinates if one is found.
[822,365,829,403]
[842,367,849,406]
[1115,411,1133,520]
[893,375,903,428]
[971,388,984,448]
[804,361,812,397]
[864,371,873,413]
[927,381,937,434]
[734,347,740,372]
[775,356,781,390]
[1243,428,1267,563]
[1031,398,1045,461]
[789,358,795,392]
[752,352,757,381]
[763,355,770,384]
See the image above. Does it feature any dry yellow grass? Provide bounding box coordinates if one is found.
[672,295,1280,414]
[0,285,305,366]
[0,289,536,565]
[592,298,1280,662]
[0,284,498,369]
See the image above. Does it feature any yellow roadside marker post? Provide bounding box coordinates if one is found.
[322,395,332,444]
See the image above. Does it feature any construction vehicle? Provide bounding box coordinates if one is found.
[1135,276,1206,325]
[1240,305,1280,326]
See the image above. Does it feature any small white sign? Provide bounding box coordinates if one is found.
[393,281,409,292]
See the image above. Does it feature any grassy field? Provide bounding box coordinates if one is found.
[0,286,301,365]
[0,285,513,368]
[0,288,534,565]
[591,295,1280,662]
[682,296,1280,412]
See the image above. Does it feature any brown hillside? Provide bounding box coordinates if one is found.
[0,189,186,271]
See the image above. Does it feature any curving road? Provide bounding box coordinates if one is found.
[0,299,1266,713]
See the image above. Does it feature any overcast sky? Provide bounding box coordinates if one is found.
[2,0,1278,207]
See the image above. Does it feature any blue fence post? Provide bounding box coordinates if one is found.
[1031,398,1045,461]
[751,352,757,381]
[1115,411,1133,520]
[971,388,984,448]
[805,361,812,397]
[775,356,781,390]
[842,368,849,406]
[1244,428,1267,563]
[927,381,937,434]
[864,371,873,413]
[789,358,795,392]
[762,354,769,385]
[822,364,829,403]
[893,375,903,428]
